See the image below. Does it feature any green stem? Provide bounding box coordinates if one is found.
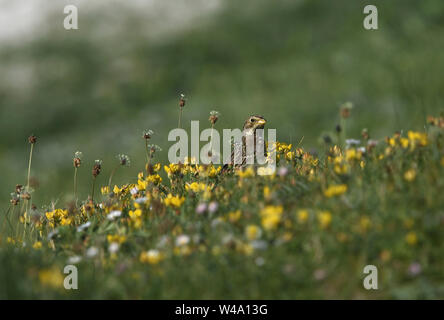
[108,165,119,189]
[341,117,347,149]
[178,107,183,129]
[91,177,96,203]
[209,124,214,163]
[145,140,150,175]
[26,143,34,217]
[74,167,78,200]
[27,144,34,191]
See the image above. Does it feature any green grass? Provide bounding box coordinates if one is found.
[1,114,444,299]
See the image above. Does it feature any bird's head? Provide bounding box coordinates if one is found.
[243,115,267,131]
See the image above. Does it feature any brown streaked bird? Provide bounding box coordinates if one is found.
[223,115,267,171]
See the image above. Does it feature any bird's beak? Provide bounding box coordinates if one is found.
[257,118,267,126]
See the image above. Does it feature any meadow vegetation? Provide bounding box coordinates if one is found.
[1,107,444,299]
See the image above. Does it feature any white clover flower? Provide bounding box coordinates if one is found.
[86,246,99,258]
[195,202,207,214]
[208,201,218,214]
[107,210,122,221]
[108,242,119,254]
[135,197,148,204]
[345,139,361,147]
[175,235,190,247]
[77,221,91,232]
[277,166,289,177]
[68,255,82,264]
[147,249,160,260]
[250,240,268,250]
[130,187,139,195]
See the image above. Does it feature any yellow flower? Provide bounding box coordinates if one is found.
[317,210,332,229]
[39,267,64,289]
[388,138,396,147]
[60,217,73,226]
[404,168,416,182]
[345,149,362,161]
[285,151,295,161]
[45,210,54,220]
[185,182,211,193]
[228,210,242,223]
[113,185,122,194]
[297,209,309,223]
[107,234,126,244]
[405,232,418,245]
[323,184,347,198]
[32,241,42,249]
[146,174,162,185]
[164,194,185,208]
[164,163,181,177]
[236,166,255,178]
[152,163,161,172]
[260,205,283,230]
[263,186,271,201]
[407,131,427,147]
[400,138,409,149]
[140,249,164,265]
[129,209,142,218]
[245,225,261,240]
[101,186,110,195]
[137,179,147,191]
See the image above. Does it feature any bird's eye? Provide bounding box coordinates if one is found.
[250,118,255,123]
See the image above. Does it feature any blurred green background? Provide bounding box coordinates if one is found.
[1,0,443,206]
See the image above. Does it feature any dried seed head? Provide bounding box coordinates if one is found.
[179,93,186,108]
[73,151,83,168]
[10,193,20,206]
[15,184,23,194]
[361,128,369,140]
[209,110,220,125]
[28,134,37,144]
[21,192,31,200]
[92,160,102,177]
[117,154,130,167]
[335,124,342,133]
[143,129,154,140]
[340,102,353,119]
[148,144,162,155]
[74,158,81,168]
[323,134,332,144]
